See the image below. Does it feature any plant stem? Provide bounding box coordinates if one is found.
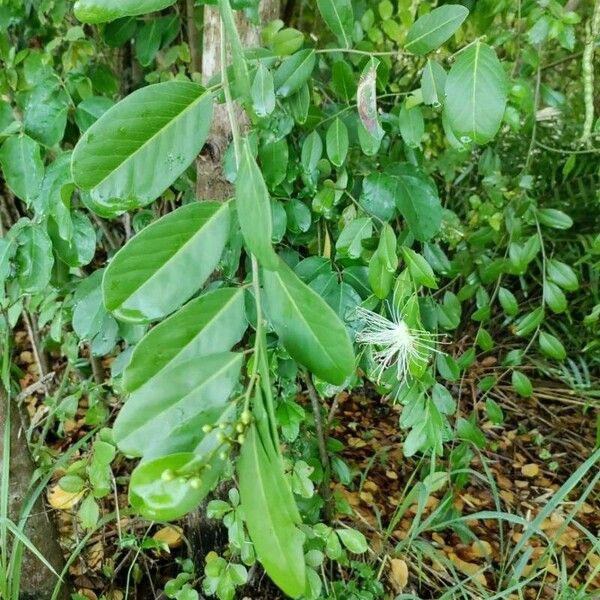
[303,372,332,522]
[218,1,262,414]
[22,311,49,379]
[581,0,600,146]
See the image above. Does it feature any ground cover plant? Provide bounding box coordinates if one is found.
[0,0,599,598]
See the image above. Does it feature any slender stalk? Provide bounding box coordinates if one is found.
[218,1,263,415]
[303,372,332,522]
[581,0,600,145]
[22,311,48,379]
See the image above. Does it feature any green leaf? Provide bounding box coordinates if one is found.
[401,247,437,289]
[310,275,361,321]
[444,42,507,144]
[456,417,486,448]
[24,76,70,147]
[368,224,396,299]
[75,96,115,132]
[359,172,396,222]
[512,371,533,397]
[498,287,518,316]
[0,135,44,205]
[74,0,176,23]
[546,259,578,292]
[336,528,367,553]
[78,495,100,529]
[336,217,372,259]
[259,138,288,190]
[135,14,180,67]
[48,211,96,267]
[238,423,306,598]
[316,0,354,48]
[331,61,356,103]
[251,63,276,117]
[114,352,243,457]
[539,331,566,360]
[15,223,54,293]
[72,270,108,340]
[405,5,469,55]
[103,202,230,323]
[543,281,567,314]
[326,118,349,167]
[514,307,544,336]
[421,59,447,106]
[236,139,278,269]
[271,28,305,56]
[399,103,424,147]
[129,451,225,521]
[274,49,316,98]
[72,82,213,212]
[263,258,355,385]
[301,131,323,185]
[537,208,573,230]
[390,164,442,241]
[123,288,247,392]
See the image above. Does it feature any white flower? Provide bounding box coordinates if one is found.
[355,304,442,385]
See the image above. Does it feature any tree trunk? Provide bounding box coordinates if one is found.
[195,1,281,201]
[0,389,68,599]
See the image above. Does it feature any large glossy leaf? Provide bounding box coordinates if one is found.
[316,0,354,48]
[0,135,44,205]
[71,82,213,212]
[274,49,316,98]
[129,451,225,521]
[124,287,247,392]
[236,139,278,269]
[74,0,176,23]
[103,202,230,323]
[405,5,469,55]
[263,258,355,385]
[114,352,243,457]
[238,421,306,598]
[444,42,507,144]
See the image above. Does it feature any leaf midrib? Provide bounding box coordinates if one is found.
[77,83,209,190]
[120,353,241,448]
[405,11,465,52]
[108,202,228,310]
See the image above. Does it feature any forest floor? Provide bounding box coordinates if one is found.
[13,328,600,600]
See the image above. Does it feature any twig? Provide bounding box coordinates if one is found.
[91,213,119,251]
[89,349,104,385]
[303,372,332,522]
[22,311,49,378]
[15,372,55,402]
[581,0,600,145]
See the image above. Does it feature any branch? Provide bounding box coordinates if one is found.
[302,372,333,522]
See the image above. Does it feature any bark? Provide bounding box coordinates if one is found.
[0,388,68,599]
[195,1,281,201]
